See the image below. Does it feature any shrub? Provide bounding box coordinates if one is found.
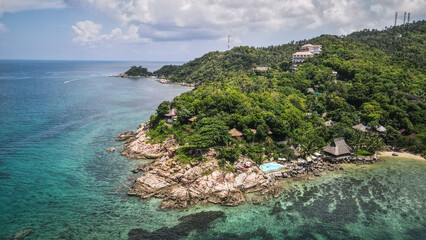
[217,146,240,163]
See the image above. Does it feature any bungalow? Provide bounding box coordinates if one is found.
[229,128,243,139]
[188,117,198,123]
[352,123,368,132]
[323,138,353,157]
[164,108,177,124]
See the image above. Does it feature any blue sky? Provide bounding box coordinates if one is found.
[0,0,425,61]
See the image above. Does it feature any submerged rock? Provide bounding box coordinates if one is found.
[12,229,33,240]
[128,211,225,240]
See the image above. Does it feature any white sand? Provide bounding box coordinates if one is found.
[377,151,425,161]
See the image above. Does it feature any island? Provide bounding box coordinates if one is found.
[111,66,153,78]
[116,21,425,209]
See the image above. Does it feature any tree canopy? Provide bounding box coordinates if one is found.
[146,21,426,163]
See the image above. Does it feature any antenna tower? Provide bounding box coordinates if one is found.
[403,12,407,24]
[228,35,230,49]
[394,12,397,26]
[407,13,410,24]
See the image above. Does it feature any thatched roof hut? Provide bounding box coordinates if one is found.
[164,108,177,117]
[229,128,243,138]
[188,117,198,122]
[323,138,353,156]
[352,123,367,132]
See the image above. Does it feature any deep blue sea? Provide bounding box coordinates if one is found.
[0,60,425,240]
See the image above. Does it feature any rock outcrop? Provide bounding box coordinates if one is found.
[118,123,171,159]
[127,156,274,209]
[117,123,275,209]
[117,123,382,209]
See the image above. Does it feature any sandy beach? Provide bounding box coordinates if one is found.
[377,151,425,161]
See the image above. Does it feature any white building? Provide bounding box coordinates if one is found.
[300,44,322,55]
[292,52,314,64]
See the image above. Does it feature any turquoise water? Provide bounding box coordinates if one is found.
[260,163,285,172]
[1,60,425,239]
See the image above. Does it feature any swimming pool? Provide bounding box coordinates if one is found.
[260,162,285,172]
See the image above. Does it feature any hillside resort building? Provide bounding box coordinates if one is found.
[292,44,322,65]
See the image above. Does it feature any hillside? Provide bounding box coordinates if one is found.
[344,20,426,69]
[146,21,425,166]
[154,35,338,84]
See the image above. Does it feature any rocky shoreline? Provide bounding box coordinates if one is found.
[109,73,155,78]
[156,78,196,88]
[116,123,381,209]
[109,73,196,88]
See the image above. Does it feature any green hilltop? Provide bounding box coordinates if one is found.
[148,21,426,165]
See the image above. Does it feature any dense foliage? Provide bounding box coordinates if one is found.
[125,66,152,76]
[147,21,426,164]
[153,35,336,83]
[344,20,426,69]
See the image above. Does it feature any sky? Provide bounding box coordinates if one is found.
[0,0,425,61]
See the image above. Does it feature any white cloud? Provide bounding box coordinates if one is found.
[0,0,66,32]
[72,20,106,42]
[71,20,151,45]
[66,0,426,45]
[0,0,66,16]
[0,22,7,32]
[79,0,426,40]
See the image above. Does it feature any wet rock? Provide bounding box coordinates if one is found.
[273,186,281,198]
[116,131,134,141]
[392,153,399,156]
[251,197,262,205]
[313,170,321,176]
[106,147,115,152]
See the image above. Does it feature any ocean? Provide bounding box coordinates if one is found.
[0,60,425,239]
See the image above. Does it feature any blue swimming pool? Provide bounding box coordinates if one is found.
[260,162,285,172]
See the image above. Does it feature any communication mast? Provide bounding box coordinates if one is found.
[394,12,398,26]
[228,35,230,49]
[403,12,407,24]
[407,13,411,24]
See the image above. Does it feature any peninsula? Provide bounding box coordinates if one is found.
[116,21,425,209]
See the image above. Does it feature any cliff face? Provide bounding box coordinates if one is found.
[117,123,276,209]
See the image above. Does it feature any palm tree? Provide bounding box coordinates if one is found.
[300,140,319,158]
